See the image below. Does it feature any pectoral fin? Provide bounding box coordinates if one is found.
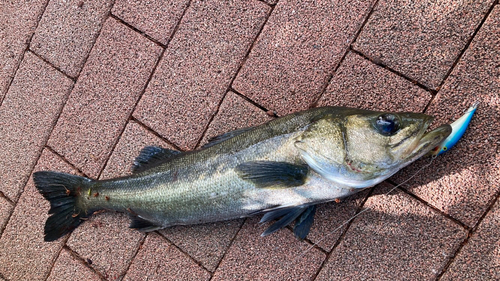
[235,161,309,188]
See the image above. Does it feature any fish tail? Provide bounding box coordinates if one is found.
[33,171,94,242]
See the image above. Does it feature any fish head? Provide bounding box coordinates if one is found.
[295,108,452,189]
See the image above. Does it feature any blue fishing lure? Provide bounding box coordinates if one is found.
[431,102,479,156]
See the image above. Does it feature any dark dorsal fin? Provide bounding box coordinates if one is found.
[235,161,309,188]
[132,146,181,173]
[201,127,252,149]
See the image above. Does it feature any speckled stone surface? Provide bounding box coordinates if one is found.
[47,248,102,281]
[233,0,376,116]
[353,0,494,89]
[0,196,12,236]
[317,51,432,112]
[0,0,48,100]
[133,0,270,150]
[123,233,211,281]
[30,0,113,78]
[393,5,500,227]
[317,184,467,280]
[441,198,500,281]
[0,150,77,281]
[212,217,326,280]
[48,17,162,178]
[199,91,273,148]
[0,52,73,201]
[112,0,189,45]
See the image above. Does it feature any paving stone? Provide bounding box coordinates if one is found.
[306,189,369,252]
[123,233,211,281]
[0,0,48,101]
[441,198,500,280]
[212,217,325,280]
[0,149,77,281]
[317,184,466,280]
[393,5,500,227]
[317,51,432,112]
[112,0,189,45]
[66,121,171,280]
[0,52,73,201]
[48,17,162,178]
[134,0,270,150]
[353,0,493,89]
[47,248,102,281]
[160,220,244,272]
[31,0,113,78]
[233,0,376,116]
[0,196,13,236]
[198,91,273,148]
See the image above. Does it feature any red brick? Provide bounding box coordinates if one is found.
[393,5,500,227]
[353,0,493,89]
[31,0,113,78]
[0,150,78,281]
[48,17,162,178]
[0,0,47,100]
[123,233,211,281]
[0,52,73,201]
[199,91,273,148]
[233,0,376,116]
[317,184,466,280]
[160,220,244,272]
[318,51,431,112]
[67,121,171,279]
[133,0,270,150]
[112,0,189,45]
[47,249,102,281]
[212,217,325,280]
[441,198,500,280]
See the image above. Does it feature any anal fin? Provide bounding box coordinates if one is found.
[129,216,162,232]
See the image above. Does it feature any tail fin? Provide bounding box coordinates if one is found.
[33,171,94,242]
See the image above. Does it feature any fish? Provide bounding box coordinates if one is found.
[33,106,452,242]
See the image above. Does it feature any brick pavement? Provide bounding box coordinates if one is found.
[0,0,498,280]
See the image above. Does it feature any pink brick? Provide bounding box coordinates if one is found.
[160,220,244,272]
[318,51,431,112]
[0,52,73,201]
[317,184,466,280]
[112,0,189,45]
[31,0,113,78]
[199,91,273,148]
[212,217,325,280]
[123,233,211,281]
[233,0,376,116]
[133,0,270,150]
[48,17,162,178]
[67,121,171,280]
[441,198,500,280]
[353,0,493,89]
[0,149,78,281]
[307,189,369,251]
[393,5,500,227]
[0,196,13,236]
[0,0,47,100]
[47,249,102,281]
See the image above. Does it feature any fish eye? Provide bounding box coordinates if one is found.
[376,114,400,136]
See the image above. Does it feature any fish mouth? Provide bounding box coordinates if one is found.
[407,123,452,162]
